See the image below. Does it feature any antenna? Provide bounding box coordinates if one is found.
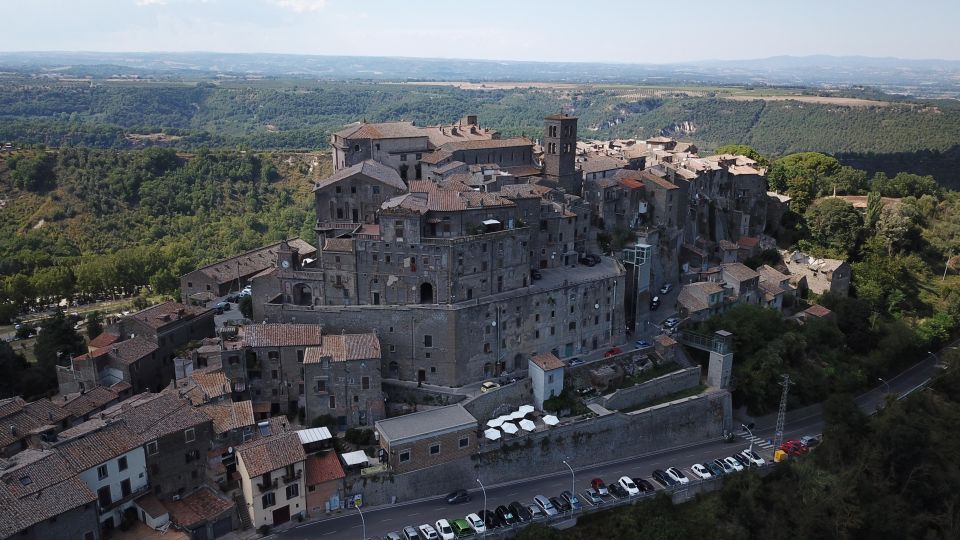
[773,374,793,451]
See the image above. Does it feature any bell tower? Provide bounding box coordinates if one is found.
[276,240,296,271]
[542,113,582,195]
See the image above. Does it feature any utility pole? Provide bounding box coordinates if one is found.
[773,374,792,451]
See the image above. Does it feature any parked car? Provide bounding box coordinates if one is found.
[740,448,766,467]
[561,490,582,510]
[691,463,713,479]
[618,476,640,496]
[418,524,439,540]
[609,482,629,498]
[480,381,499,393]
[446,489,471,504]
[527,504,545,520]
[477,509,499,529]
[402,526,421,540]
[730,453,751,469]
[533,495,558,516]
[590,478,608,496]
[509,501,532,522]
[652,469,678,487]
[567,357,584,366]
[705,461,726,477]
[785,439,810,454]
[635,339,651,348]
[663,317,680,328]
[633,478,655,493]
[659,283,673,294]
[214,301,228,314]
[713,458,736,474]
[465,513,485,533]
[723,456,745,472]
[495,505,517,525]
[579,256,597,267]
[435,519,456,540]
[650,296,661,310]
[550,496,570,513]
[226,293,240,302]
[603,346,623,358]
[450,518,473,537]
[583,488,604,505]
[386,532,403,540]
[800,434,821,448]
[530,268,543,281]
[665,467,689,485]
[780,440,807,457]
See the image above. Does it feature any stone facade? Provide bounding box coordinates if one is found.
[302,335,385,430]
[374,405,478,475]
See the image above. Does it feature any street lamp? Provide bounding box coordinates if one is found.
[741,423,754,453]
[353,499,365,540]
[878,377,891,394]
[476,478,487,538]
[562,459,575,512]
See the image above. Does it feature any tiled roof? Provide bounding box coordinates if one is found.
[102,391,210,443]
[237,431,305,478]
[190,238,316,285]
[440,137,532,152]
[0,398,69,450]
[760,280,786,300]
[200,400,255,435]
[303,333,381,363]
[382,189,514,214]
[530,352,565,371]
[59,386,118,418]
[135,493,168,519]
[756,264,790,285]
[419,150,453,165]
[433,160,467,175]
[0,460,95,538]
[721,263,760,283]
[499,183,552,199]
[617,177,645,190]
[579,154,627,174]
[323,238,355,252]
[0,397,26,419]
[305,451,345,486]
[333,121,426,140]
[126,301,212,331]
[678,288,710,313]
[654,334,677,347]
[178,368,231,405]
[314,160,406,192]
[638,170,679,190]
[165,486,235,528]
[240,323,325,348]
[356,224,381,237]
[737,236,759,248]
[56,420,142,472]
[88,332,120,349]
[501,165,543,177]
[803,304,833,318]
[104,336,158,366]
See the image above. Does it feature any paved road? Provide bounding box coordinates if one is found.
[276,349,944,540]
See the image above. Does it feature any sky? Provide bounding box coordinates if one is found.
[3,0,959,63]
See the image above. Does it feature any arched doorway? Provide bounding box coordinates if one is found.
[419,282,433,304]
[388,361,399,379]
[513,353,524,371]
[293,283,312,306]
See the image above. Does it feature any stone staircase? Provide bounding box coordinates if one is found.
[234,494,252,530]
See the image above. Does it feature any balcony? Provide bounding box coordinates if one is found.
[257,478,279,492]
[282,469,303,484]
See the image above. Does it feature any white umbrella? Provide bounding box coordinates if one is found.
[543,415,560,426]
[486,417,506,428]
[519,419,536,432]
[484,428,502,441]
[518,405,535,415]
[500,422,519,435]
[497,415,513,425]
[509,410,526,420]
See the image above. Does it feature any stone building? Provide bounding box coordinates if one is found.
[314,160,407,229]
[236,324,325,417]
[302,333,384,430]
[236,430,306,527]
[782,251,852,297]
[542,113,583,195]
[374,404,477,475]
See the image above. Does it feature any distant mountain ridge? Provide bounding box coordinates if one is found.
[1,51,958,95]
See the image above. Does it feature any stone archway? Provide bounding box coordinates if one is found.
[419,282,434,304]
[293,283,312,306]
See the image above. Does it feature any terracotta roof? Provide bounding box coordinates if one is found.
[333,121,426,140]
[803,304,833,318]
[440,136,532,152]
[760,280,786,300]
[135,494,168,519]
[237,431,305,478]
[617,177,645,190]
[100,391,210,444]
[721,263,760,283]
[0,397,26,419]
[200,400,255,435]
[496,183,552,199]
[126,301,212,331]
[433,160,467,175]
[0,450,95,538]
[419,150,453,165]
[719,239,738,250]
[382,188,515,214]
[103,336,158,366]
[530,352,565,371]
[323,238,355,252]
[88,332,120,349]
[304,333,381,363]
[165,487,234,528]
[501,165,543,177]
[0,398,69,449]
[252,402,272,414]
[756,264,790,285]
[638,170,679,190]
[314,160,406,192]
[579,154,627,175]
[188,238,315,286]
[305,451,345,486]
[56,420,142,471]
[654,334,677,347]
[178,368,231,405]
[59,386,118,418]
[357,224,381,237]
[737,236,759,248]
[240,323,324,348]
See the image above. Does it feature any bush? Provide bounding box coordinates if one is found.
[311,414,337,430]
[345,428,375,446]
[257,525,271,536]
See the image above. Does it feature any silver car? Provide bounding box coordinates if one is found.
[533,494,558,516]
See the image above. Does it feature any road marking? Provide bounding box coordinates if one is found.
[322,532,336,536]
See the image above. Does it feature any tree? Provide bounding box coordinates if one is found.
[148,268,179,297]
[865,191,882,229]
[876,204,914,255]
[713,144,769,167]
[33,309,86,369]
[85,310,104,340]
[0,341,28,398]
[239,295,253,318]
[804,198,863,255]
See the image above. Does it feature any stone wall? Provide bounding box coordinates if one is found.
[460,378,533,421]
[601,366,701,411]
[347,389,731,506]
[381,380,465,407]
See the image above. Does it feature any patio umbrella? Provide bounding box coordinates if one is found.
[486,417,506,428]
[518,405,535,415]
[519,419,536,431]
[500,422,519,435]
[543,415,560,426]
[509,410,526,420]
[484,428,502,441]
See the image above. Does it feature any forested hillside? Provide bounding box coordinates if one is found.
[2,80,960,186]
[0,148,323,321]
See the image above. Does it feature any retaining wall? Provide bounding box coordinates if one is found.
[460,378,534,421]
[601,366,701,411]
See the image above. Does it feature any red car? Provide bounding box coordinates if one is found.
[779,440,806,457]
[590,478,608,496]
[603,347,622,358]
[785,439,809,454]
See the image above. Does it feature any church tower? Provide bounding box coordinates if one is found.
[542,113,582,195]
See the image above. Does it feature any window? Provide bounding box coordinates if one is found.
[399,450,410,463]
[286,484,299,500]
[118,456,128,472]
[262,493,276,508]
[336,186,342,193]
[361,376,370,390]
[85,532,95,540]
[186,282,192,288]
[389,345,396,353]
[297,350,305,363]
[548,374,555,384]
[416,153,422,160]
[120,479,131,498]
[272,369,279,380]
[184,428,195,443]
[329,395,336,409]
[430,443,440,455]
[459,436,469,448]
[351,186,357,194]
[400,154,408,162]
[423,335,432,348]
[484,343,492,353]
[354,144,360,152]
[316,379,327,392]
[97,465,108,480]
[373,186,380,194]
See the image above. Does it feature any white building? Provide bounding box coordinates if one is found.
[529,352,565,411]
[236,429,307,527]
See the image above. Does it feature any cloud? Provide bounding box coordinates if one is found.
[268,0,327,12]
[136,0,167,6]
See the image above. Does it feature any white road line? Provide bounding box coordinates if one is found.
[322,532,336,536]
